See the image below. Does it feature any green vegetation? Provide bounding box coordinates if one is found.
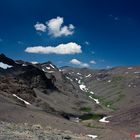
[112,76,124,82]
[80,107,92,112]
[115,93,125,102]
[101,99,113,107]
[86,123,105,129]
[80,114,104,121]
[98,97,117,111]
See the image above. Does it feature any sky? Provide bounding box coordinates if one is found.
[0,0,140,69]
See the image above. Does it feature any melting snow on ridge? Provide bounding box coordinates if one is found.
[66,76,73,82]
[76,75,99,105]
[85,74,92,78]
[22,64,27,66]
[99,116,111,123]
[0,62,13,69]
[75,78,78,81]
[128,67,133,70]
[50,64,55,69]
[134,71,140,74]
[89,96,100,104]
[13,94,30,105]
[90,91,94,94]
[31,61,38,64]
[87,134,98,139]
[46,66,51,70]
[79,85,88,92]
[77,72,82,75]
[78,80,81,84]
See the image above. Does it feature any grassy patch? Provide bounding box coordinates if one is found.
[99,97,117,111]
[80,114,104,121]
[112,76,124,82]
[115,94,125,102]
[86,123,105,129]
[80,107,92,112]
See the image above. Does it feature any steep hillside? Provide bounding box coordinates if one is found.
[0,54,140,140]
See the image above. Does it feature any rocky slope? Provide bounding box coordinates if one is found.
[0,53,140,140]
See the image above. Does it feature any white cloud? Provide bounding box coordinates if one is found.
[34,22,47,32]
[25,42,82,55]
[46,17,75,37]
[90,60,96,64]
[70,59,81,65]
[70,59,89,68]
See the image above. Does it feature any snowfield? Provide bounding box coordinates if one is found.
[0,62,13,69]
[79,84,88,92]
[87,134,98,139]
[89,96,100,104]
[13,94,31,105]
[99,116,111,123]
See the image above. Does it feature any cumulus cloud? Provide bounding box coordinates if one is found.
[90,60,96,64]
[46,17,75,37]
[34,22,47,32]
[34,17,75,37]
[25,42,82,55]
[70,59,89,68]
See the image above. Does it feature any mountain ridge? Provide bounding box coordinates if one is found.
[0,53,140,140]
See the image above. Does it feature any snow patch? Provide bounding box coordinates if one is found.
[78,80,81,84]
[13,94,30,105]
[66,76,73,82]
[79,85,88,92]
[99,116,111,123]
[107,104,110,108]
[108,80,111,83]
[89,96,100,104]
[22,64,27,66]
[134,71,140,74]
[90,91,94,94]
[128,67,133,70]
[50,64,55,69]
[31,61,38,64]
[77,72,82,75]
[46,66,51,70]
[85,74,92,78]
[75,78,78,81]
[0,62,13,69]
[87,134,98,139]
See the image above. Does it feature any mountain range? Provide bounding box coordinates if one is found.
[0,53,140,140]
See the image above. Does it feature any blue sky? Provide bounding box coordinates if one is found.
[0,0,140,69]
